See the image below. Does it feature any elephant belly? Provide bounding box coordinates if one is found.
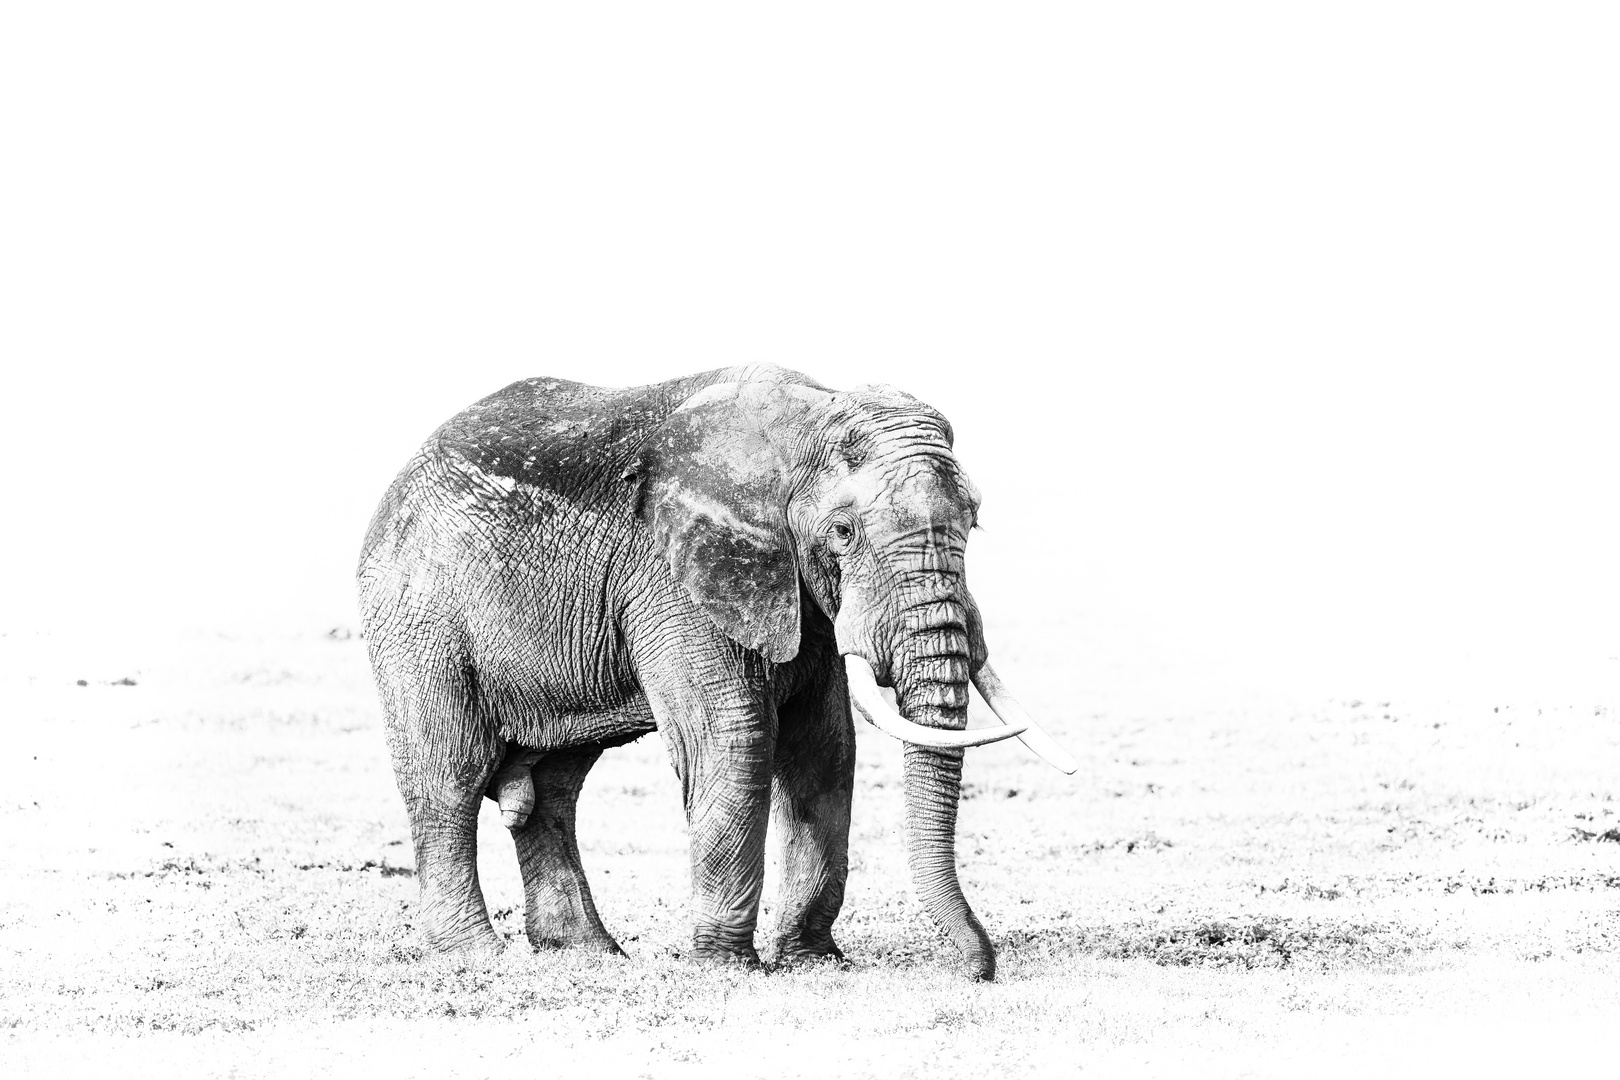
[491,688,657,752]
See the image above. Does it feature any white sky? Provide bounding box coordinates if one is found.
[2,3,1616,701]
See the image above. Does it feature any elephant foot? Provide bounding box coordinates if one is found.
[687,936,763,970]
[768,931,845,968]
[424,925,504,960]
[416,901,502,956]
[688,948,763,971]
[688,913,763,969]
[526,927,625,956]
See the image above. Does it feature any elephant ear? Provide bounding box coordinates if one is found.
[633,380,810,663]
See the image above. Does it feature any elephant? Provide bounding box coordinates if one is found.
[355,364,1073,980]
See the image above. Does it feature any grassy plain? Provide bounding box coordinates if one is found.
[2,617,1616,1078]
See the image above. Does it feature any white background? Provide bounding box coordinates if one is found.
[3,3,1616,700]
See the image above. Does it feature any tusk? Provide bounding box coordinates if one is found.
[843,655,1027,749]
[971,663,1079,774]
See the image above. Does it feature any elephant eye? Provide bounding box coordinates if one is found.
[826,515,857,554]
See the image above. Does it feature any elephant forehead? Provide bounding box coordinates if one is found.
[867,453,977,511]
[827,391,954,456]
[829,461,976,541]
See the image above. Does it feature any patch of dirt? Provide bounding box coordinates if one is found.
[1433,872,1620,895]
[1071,832,1176,855]
[106,855,267,880]
[1069,916,1451,970]
[293,859,414,877]
[958,783,1027,801]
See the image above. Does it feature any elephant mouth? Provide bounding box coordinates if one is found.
[842,654,1076,773]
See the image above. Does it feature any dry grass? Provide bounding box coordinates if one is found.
[2,620,1617,1078]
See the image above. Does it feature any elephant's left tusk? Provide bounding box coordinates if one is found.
[844,655,1028,749]
[971,663,1079,774]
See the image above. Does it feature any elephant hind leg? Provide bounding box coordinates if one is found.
[513,746,622,954]
[373,644,504,953]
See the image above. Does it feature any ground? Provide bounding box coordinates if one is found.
[2,617,1616,1078]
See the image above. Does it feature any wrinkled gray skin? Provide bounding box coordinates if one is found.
[357,365,1000,978]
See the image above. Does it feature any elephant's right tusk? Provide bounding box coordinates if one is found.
[844,655,1028,749]
[971,663,1079,774]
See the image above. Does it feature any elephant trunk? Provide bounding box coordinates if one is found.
[891,611,996,980]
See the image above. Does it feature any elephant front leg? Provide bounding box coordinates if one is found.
[768,679,855,964]
[659,701,776,967]
[510,747,623,953]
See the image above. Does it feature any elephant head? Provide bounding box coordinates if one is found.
[634,367,1073,978]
